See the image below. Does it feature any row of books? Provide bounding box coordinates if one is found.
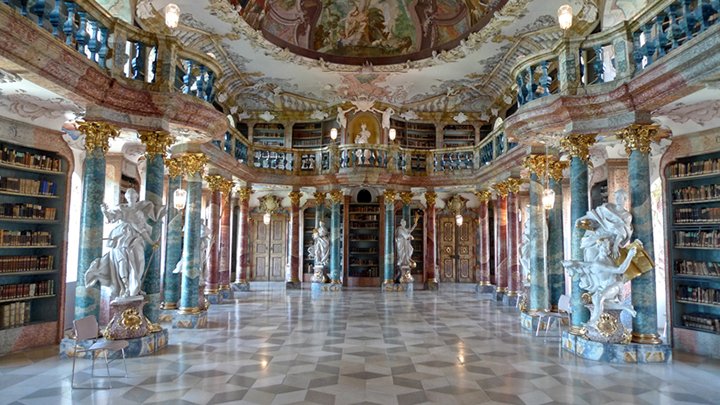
[676,285,720,305]
[350,206,379,213]
[0,203,57,220]
[681,313,720,333]
[0,144,61,172]
[349,222,378,229]
[0,230,53,246]
[0,280,54,300]
[349,214,378,221]
[668,159,720,178]
[675,260,720,276]
[674,230,720,248]
[1,301,31,329]
[0,256,54,273]
[672,184,720,202]
[0,176,57,196]
[673,207,720,223]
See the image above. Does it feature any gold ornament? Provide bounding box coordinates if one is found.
[505,178,524,194]
[165,157,183,178]
[559,133,596,162]
[313,191,326,206]
[399,191,413,205]
[597,312,619,337]
[424,191,437,206]
[383,189,397,204]
[237,187,252,203]
[474,190,491,203]
[77,121,119,154]
[175,153,208,177]
[329,190,344,204]
[522,155,565,180]
[206,174,233,194]
[616,123,661,154]
[120,308,142,331]
[547,157,568,182]
[288,191,302,206]
[493,181,510,197]
[138,130,174,157]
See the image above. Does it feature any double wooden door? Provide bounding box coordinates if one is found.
[438,216,475,283]
[250,214,287,281]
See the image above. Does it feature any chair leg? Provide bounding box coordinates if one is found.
[104,351,112,389]
[90,351,95,378]
[121,349,128,378]
[71,346,78,389]
[535,316,544,336]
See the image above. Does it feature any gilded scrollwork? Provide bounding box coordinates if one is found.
[77,121,119,154]
[138,130,174,158]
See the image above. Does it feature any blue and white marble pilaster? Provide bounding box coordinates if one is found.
[547,178,565,310]
[528,173,548,312]
[161,175,183,314]
[629,149,659,342]
[75,148,106,320]
[402,204,411,226]
[569,156,590,329]
[177,173,202,314]
[330,199,342,284]
[142,154,163,323]
[383,198,395,287]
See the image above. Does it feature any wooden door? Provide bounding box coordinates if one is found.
[251,214,287,281]
[438,216,476,283]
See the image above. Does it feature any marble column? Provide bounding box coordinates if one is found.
[546,157,568,311]
[74,121,118,320]
[214,177,234,301]
[424,192,438,290]
[313,191,326,229]
[204,178,222,303]
[329,190,343,287]
[383,189,396,290]
[174,154,209,328]
[233,187,252,291]
[474,191,492,292]
[527,171,548,312]
[161,162,183,312]
[492,184,509,299]
[400,192,412,226]
[138,131,174,323]
[618,124,662,344]
[287,191,302,289]
[505,179,523,305]
[560,134,595,333]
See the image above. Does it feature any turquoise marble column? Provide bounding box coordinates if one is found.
[547,173,565,311]
[560,134,595,333]
[139,130,174,323]
[400,192,412,225]
[329,190,343,284]
[527,171,548,312]
[75,122,118,320]
[619,125,661,344]
[383,190,396,289]
[162,172,183,310]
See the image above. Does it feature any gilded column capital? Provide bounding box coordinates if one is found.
[493,181,510,197]
[237,187,252,203]
[174,153,208,177]
[547,158,569,182]
[559,133,596,162]
[523,155,547,178]
[288,191,302,206]
[474,190,492,203]
[138,130,174,158]
[505,178,524,194]
[205,175,233,194]
[329,190,343,204]
[616,124,661,154]
[424,191,437,206]
[383,189,397,204]
[399,191,413,205]
[313,191,326,206]
[77,121,119,154]
[165,157,183,178]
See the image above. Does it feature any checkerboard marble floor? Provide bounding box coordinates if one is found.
[2,283,720,405]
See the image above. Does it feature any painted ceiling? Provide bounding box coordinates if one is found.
[139,0,599,120]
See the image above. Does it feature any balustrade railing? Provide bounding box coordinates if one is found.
[580,43,617,85]
[177,57,216,102]
[515,58,558,107]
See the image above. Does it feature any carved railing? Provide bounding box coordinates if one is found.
[515,58,559,107]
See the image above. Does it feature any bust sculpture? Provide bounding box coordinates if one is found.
[354,123,372,144]
[85,188,164,299]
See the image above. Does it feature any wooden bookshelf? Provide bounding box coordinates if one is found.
[253,123,285,146]
[442,124,475,148]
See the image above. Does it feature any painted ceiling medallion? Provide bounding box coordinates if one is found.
[233,0,503,65]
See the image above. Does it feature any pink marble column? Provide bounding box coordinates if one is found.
[494,194,508,294]
[424,192,438,290]
[205,189,221,295]
[476,193,491,285]
[218,190,232,291]
[287,191,302,288]
[234,187,251,289]
[506,190,521,296]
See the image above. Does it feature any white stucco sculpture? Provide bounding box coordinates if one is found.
[308,221,330,268]
[395,213,420,268]
[355,123,372,144]
[85,189,164,299]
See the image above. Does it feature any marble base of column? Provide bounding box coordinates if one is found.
[158,309,175,323]
[232,280,251,291]
[206,292,222,305]
[502,291,520,307]
[424,278,438,290]
[476,282,496,295]
[172,308,208,329]
[520,311,547,333]
[219,285,234,301]
[496,287,508,302]
[285,281,302,290]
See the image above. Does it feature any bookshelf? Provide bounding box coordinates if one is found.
[347,203,381,287]
[391,119,436,149]
[253,123,285,146]
[591,180,608,209]
[442,124,475,148]
[292,121,334,149]
[666,151,720,357]
[0,140,66,353]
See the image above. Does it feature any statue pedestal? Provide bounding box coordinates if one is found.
[396,265,413,284]
[310,265,328,283]
[105,296,150,340]
[60,328,168,359]
[585,309,631,344]
[562,330,671,363]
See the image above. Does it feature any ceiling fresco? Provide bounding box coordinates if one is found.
[141,0,599,119]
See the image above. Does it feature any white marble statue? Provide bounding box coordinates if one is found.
[308,221,330,268]
[85,189,164,299]
[354,123,372,144]
[395,213,420,268]
[519,205,531,286]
